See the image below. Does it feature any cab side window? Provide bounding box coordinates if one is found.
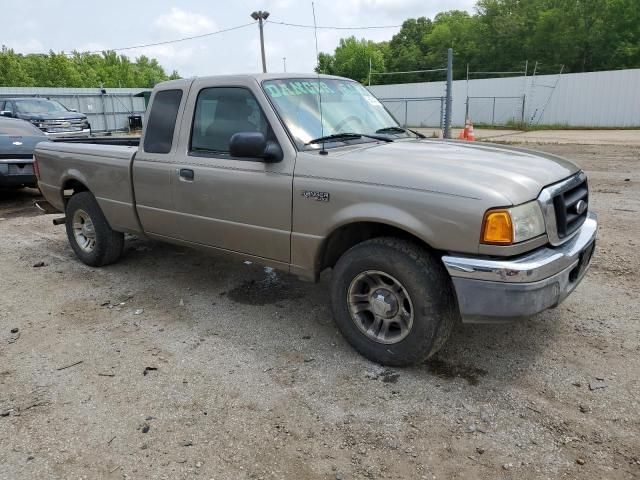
[190,87,270,155]
[143,89,183,154]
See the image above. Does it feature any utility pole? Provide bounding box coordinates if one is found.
[444,48,453,139]
[283,57,286,72]
[465,63,469,121]
[251,10,270,73]
[521,59,528,126]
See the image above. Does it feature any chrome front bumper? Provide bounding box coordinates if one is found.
[442,212,597,323]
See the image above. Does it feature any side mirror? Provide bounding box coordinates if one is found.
[69,108,78,112]
[229,132,283,162]
[0,111,13,118]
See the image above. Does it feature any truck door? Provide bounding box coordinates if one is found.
[168,78,295,264]
[132,87,189,238]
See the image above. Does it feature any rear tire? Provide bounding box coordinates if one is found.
[330,237,458,366]
[65,192,124,266]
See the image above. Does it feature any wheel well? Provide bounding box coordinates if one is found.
[62,179,89,205]
[319,222,433,273]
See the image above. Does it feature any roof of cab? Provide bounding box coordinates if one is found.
[152,72,354,90]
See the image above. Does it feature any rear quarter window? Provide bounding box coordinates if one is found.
[0,118,45,136]
[143,89,183,154]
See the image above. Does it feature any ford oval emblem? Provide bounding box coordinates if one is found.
[574,199,587,215]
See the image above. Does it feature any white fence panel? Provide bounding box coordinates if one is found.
[369,68,640,128]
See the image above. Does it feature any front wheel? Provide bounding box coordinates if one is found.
[330,237,458,366]
[65,191,124,267]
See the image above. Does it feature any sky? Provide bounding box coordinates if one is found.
[2,0,477,77]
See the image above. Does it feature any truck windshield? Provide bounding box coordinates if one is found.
[263,78,408,150]
[15,99,69,114]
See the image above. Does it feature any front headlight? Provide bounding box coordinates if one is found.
[481,200,545,245]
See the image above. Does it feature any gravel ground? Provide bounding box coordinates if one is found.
[415,129,640,147]
[0,143,638,480]
[474,129,640,146]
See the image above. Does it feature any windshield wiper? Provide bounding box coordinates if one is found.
[306,132,392,145]
[376,126,426,138]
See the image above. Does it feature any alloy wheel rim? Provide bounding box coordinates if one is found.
[347,270,414,344]
[72,209,96,253]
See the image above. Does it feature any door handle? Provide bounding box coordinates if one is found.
[179,168,194,181]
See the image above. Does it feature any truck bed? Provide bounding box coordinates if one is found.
[51,136,141,147]
[35,141,142,234]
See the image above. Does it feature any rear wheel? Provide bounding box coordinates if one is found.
[65,192,124,266]
[330,237,458,366]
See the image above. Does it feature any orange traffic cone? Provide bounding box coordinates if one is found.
[466,120,476,141]
[458,117,470,139]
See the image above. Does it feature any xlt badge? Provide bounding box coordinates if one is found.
[302,190,330,202]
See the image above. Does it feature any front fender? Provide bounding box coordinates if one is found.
[291,179,486,279]
[328,202,437,246]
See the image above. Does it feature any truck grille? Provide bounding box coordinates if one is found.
[39,119,86,133]
[538,171,589,246]
[552,179,588,239]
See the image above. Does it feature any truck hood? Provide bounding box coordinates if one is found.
[17,112,87,121]
[321,139,580,205]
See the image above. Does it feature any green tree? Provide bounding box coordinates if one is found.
[0,48,180,87]
[383,17,433,83]
[0,46,35,86]
[317,37,385,84]
[316,52,336,75]
[317,0,640,83]
[424,11,484,78]
[606,0,640,68]
[476,0,621,73]
[475,0,536,71]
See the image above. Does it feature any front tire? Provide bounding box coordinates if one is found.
[330,237,458,366]
[65,192,124,267]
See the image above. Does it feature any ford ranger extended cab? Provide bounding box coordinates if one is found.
[34,73,597,366]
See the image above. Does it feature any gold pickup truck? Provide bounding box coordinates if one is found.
[34,73,597,366]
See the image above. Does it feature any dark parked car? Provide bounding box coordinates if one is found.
[0,98,91,138]
[0,117,50,188]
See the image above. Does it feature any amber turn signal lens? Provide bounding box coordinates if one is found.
[482,210,513,244]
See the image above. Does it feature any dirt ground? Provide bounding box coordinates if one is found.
[476,129,640,146]
[417,128,640,147]
[1,143,638,480]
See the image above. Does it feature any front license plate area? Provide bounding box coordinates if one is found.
[571,240,595,282]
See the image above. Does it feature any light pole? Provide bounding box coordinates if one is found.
[251,10,269,73]
[283,57,286,72]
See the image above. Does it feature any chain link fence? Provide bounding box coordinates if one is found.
[466,95,525,127]
[378,97,446,129]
